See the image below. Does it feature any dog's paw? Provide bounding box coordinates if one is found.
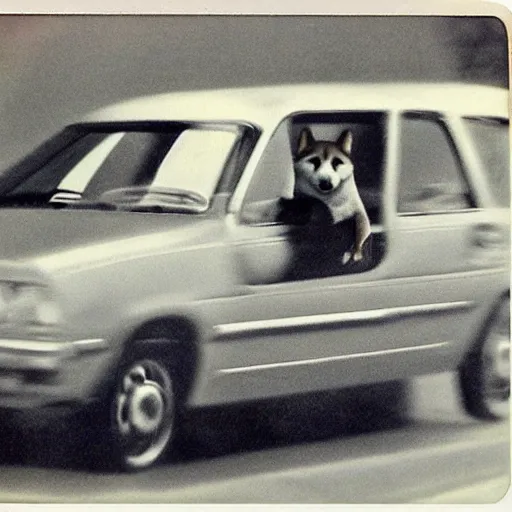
[341,251,352,265]
[352,249,363,262]
[342,249,364,264]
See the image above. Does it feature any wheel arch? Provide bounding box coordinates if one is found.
[128,315,201,401]
[96,312,206,406]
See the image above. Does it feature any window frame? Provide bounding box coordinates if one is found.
[396,111,478,217]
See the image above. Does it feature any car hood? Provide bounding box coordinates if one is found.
[0,209,220,273]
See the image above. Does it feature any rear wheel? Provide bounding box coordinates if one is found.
[459,298,510,421]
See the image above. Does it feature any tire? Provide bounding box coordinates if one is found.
[459,298,510,421]
[82,344,178,471]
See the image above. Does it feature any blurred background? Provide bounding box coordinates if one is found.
[0,15,508,171]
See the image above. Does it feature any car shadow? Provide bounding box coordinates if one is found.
[0,381,410,472]
[174,381,410,461]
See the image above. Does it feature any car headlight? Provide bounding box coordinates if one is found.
[0,282,62,326]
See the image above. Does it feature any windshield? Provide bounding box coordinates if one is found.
[463,117,510,207]
[0,124,240,212]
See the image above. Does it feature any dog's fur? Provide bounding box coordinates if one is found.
[293,127,371,262]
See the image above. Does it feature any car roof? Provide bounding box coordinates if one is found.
[82,82,509,127]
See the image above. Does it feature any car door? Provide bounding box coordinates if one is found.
[196,111,453,406]
[390,111,510,366]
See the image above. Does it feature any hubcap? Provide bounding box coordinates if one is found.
[129,383,165,435]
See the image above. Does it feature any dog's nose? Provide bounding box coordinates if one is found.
[319,180,333,191]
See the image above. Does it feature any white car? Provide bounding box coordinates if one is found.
[0,82,509,471]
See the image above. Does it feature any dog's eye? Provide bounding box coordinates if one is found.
[332,157,343,169]
[307,157,321,170]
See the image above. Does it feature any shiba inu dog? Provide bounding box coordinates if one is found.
[293,127,371,263]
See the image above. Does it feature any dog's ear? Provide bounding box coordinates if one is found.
[336,130,353,155]
[297,127,315,154]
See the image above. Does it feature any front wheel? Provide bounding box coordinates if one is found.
[459,298,510,421]
[79,348,178,471]
[112,355,176,470]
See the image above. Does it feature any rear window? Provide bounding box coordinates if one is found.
[464,117,510,207]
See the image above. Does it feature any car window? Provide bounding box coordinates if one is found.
[398,114,474,213]
[5,132,109,196]
[56,133,125,193]
[80,131,178,198]
[2,125,241,212]
[152,129,238,199]
[241,112,385,226]
[239,111,386,282]
[463,117,510,207]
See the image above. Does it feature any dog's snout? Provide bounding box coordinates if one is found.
[318,179,333,191]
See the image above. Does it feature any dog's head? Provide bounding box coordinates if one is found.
[293,128,354,197]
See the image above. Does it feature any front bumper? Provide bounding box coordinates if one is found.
[0,337,108,409]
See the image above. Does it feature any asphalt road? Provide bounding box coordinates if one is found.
[0,372,509,504]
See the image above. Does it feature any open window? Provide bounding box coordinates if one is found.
[241,112,385,226]
[238,111,387,282]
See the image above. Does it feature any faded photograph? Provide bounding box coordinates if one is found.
[0,13,510,504]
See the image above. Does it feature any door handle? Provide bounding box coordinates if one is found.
[472,223,505,248]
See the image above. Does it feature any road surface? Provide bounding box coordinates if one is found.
[0,372,509,503]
